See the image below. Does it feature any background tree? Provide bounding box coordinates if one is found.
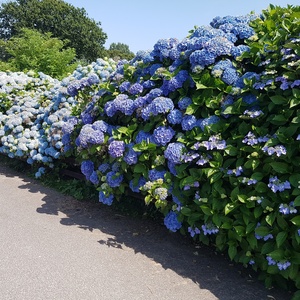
[0,28,77,78]
[106,42,135,61]
[0,0,107,62]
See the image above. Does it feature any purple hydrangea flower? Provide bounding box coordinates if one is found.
[266,256,276,266]
[262,145,286,157]
[108,140,125,158]
[201,223,219,235]
[268,176,291,193]
[279,202,297,215]
[188,226,201,237]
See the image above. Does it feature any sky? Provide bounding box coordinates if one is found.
[62,0,299,54]
[1,0,299,54]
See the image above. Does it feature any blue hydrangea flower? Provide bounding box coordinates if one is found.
[199,116,220,130]
[222,67,239,85]
[135,130,154,144]
[92,120,109,133]
[123,143,139,165]
[167,109,183,124]
[201,223,219,235]
[178,97,192,110]
[262,145,286,157]
[164,211,182,232]
[153,126,175,146]
[106,171,123,188]
[108,140,125,158]
[148,169,166,181]
[81,160,94,179]
[119,81,131,92]
[188,226,201,237]
[164,142,186,164]
[128,83,143,95]
[279,202,297,215]
[181,115,197,131]
[141,97,174,120]
[77,124,105,148]
[98,163,110,173]
[129,177,147,193]
[190,49,216,68]
[99,191,114,206]
[277,261,291,271]
[89,170,99,185]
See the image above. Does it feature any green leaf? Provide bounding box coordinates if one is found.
[237,194,247,203]
[255,226,270,236]
[200,205,212,215]
[294,195,300,206]
[210,172,222,184]
[188,212,202,223]
[228,245,237,261]
[255,182,268,193]
[276,231,288,248]
[290,174,300,188]
[225,203,237,215]
[269,162,290,174]
[277,215,288,230]
[268,249,284,261]
[133,164,147,174]
[196,82,208,89]
[270,95,287,105]
[225,145,238,156]
[117,127,128,134]
[234,226,245,236]
[291,216,300,226]
[181,207,192,216]
[251,172,264,181]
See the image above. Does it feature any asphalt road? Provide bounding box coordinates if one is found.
[0,163,291,300]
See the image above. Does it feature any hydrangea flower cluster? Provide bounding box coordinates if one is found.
[164,211,182,232]
[268,176,291,193]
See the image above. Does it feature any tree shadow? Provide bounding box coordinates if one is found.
[0,164,291,300]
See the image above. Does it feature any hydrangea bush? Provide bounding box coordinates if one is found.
[0,58,117,165]
[0,4,299,294]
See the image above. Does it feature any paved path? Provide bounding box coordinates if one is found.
[0,163,290,300]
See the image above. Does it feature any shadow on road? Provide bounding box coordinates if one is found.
[0,164,291,300]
